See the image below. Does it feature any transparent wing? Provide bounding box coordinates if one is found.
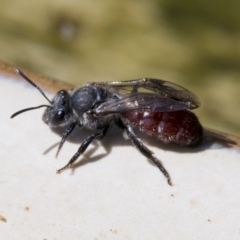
[96,92,196,115]
[94,78,200,115]
[95,77,200,109]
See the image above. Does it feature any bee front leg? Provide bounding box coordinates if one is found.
[56,126,109,174]
[56,122,78,157]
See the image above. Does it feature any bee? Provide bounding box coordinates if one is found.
[11,69,236,186]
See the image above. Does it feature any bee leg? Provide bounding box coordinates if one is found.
[56,122,78,158]
[118,120,173,186]
[56,126,109,174]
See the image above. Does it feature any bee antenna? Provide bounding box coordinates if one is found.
[11,105,52,119]
[15,68,52,104]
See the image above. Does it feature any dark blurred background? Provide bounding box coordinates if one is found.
[0,0,239,135]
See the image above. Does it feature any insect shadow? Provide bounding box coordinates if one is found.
[43,123,228,172]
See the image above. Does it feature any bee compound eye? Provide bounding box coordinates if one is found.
[52,109,65,124]
[57,110,65,119]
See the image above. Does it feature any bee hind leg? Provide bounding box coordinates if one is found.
[118,120,173,186]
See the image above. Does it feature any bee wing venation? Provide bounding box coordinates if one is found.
[95,92,193,115]
[148,78,200,108]
[97,78,200,109]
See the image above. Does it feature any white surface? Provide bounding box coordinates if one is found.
[0,74,240,240]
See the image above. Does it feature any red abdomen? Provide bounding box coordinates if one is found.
[124,111,203,146]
